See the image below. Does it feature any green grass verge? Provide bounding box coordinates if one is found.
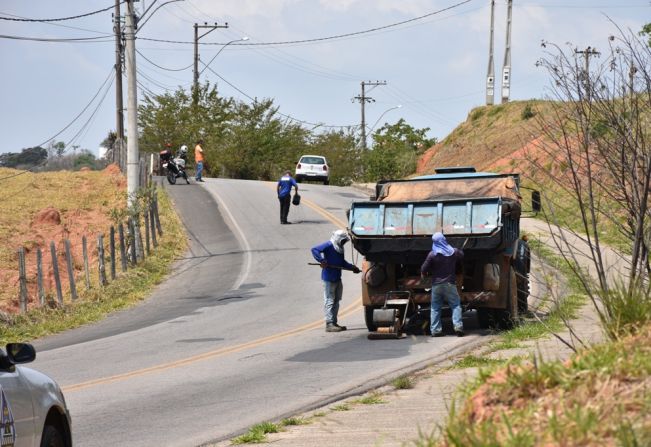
[0,190,187,343]
[353,393,386,405]
[231,422,281,445]
[391,375,414,389]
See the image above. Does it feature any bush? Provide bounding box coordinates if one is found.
[521,104,535,120]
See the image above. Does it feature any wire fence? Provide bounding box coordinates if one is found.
[13,182,164,314]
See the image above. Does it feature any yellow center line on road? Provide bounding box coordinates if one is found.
[63,183,360,393]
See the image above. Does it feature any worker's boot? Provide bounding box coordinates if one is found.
[326,323,343,332]
[334,323,347,331]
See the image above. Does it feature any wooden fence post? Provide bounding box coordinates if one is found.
[149,204,158,248]
[82,236,91,290]
[98,234,107,286]
[144,210,151,256]
[64,239,78,301]
[50,241,64,306]
[153,191,163,236]
[18,247,28,313]
[136,215,145,261]
[36,247,45,305]
[128,218,137,264]
[118,223,127,272]
[109,226,116,280]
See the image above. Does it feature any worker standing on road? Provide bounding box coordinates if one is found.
[421,232,465,337]
[194,139,205,182]
[311,230,361,332]
[277,170,298,224]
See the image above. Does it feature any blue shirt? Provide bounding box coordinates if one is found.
[277,175,297,198]
[311,241,355,282]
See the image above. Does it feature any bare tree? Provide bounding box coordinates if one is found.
[529,25,651,339]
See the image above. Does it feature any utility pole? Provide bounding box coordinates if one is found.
[124,0,139,206]
[501,0,513,103]
[575,46,600,101]
[352,80,386,150]
[193,22,228,97]
[113,0,125,171]
[486,0,495,105]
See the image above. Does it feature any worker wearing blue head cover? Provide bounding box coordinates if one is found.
[277,170,298,224]
[311,230,360,332]
[421,232,465,337]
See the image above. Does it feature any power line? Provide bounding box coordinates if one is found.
[139,0,474,47]
[200,63,357,130]
[0,34,113,43]
[0,3,119,22]
[136,49,193,71]
[0,11,111,34]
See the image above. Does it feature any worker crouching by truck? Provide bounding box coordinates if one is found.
[311,230,361,332]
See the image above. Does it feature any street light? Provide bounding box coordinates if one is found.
[368,105,402,137]
[199,37,249,76]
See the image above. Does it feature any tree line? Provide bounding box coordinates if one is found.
[136,83,436,185]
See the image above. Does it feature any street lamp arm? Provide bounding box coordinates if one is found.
[368,105,402,135]
[136,0,184,33]
[199,37,249,75]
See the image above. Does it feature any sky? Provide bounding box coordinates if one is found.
[1,0,649,156]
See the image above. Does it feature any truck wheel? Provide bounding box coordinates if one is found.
[517,275,529,314]
[364,305,378,332]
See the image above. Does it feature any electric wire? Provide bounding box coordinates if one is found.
[0,11,112,34]
[0,34,113,43]
[139,0,474,47]
[136,49,193,71]
[0,3,119,22]
[200,63,358,130]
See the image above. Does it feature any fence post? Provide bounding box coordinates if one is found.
[36,247,45,305]
[110,226,116,280]
[128,218,137,264]
[64,239,77,301]
[98,234,107,286]
[50,241,64,306]
[118,223,127,272]
[149,203,158,248]
[18,247,28,313]
[82,236,91,290]
[136,214,145,261]
[153,190,163,236]
[144,210,151,256]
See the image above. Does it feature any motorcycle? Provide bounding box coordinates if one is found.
[159,149,190,185]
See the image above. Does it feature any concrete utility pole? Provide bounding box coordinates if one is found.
[486,0,495,105]
[193,22,229,96]
[124,0,139,206]
[113,0,125,171]
[575,46,600,101]
[352,80,387,150]
[501,0,513,103]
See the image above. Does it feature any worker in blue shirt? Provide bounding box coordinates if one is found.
[311,230,361,332]
[277,170,298,224]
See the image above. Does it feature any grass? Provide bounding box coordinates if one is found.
[452,355,511,369]
[391,375,414,389]
[331,403,351,411]
[353,393,386,405]
[231,422,281,445]
[0,184,187,343]
[280,417,309,426]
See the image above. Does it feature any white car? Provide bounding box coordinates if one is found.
[295,155,329,185]
[0,343,72,447]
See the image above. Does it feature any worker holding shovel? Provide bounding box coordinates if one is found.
[311,230,360,332]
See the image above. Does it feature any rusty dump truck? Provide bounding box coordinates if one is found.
[348,167,534,333]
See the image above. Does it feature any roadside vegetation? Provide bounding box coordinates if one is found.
[435,27,651,446]
[0,167,186,342]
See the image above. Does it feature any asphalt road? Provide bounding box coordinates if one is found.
[31,178,525,447]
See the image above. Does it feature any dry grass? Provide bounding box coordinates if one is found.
[0,167,126,312]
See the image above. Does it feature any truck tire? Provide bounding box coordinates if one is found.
[516,274,529,314]
[364,305,378,332]
[477,268,519,330]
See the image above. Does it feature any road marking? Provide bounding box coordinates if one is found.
[63,298,361,393]
[208,181,252,291]
[63,181,361,393]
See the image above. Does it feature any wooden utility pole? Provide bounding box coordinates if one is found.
[575,46,600,101]
[113,0,125,171]
[353,80,386,150]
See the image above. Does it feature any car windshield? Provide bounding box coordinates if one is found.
[300,157,325,165]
